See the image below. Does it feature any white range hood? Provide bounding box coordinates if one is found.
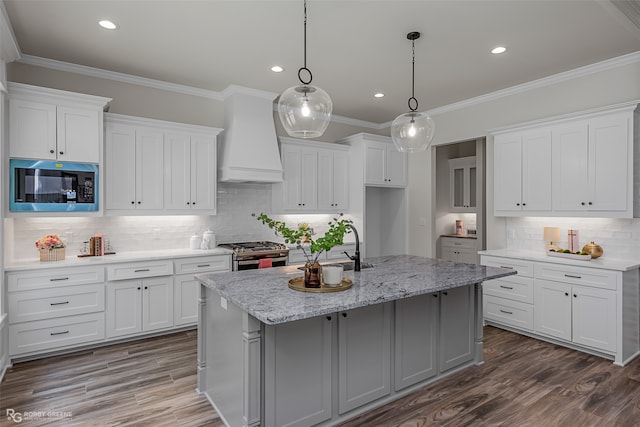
[218,86,283,183]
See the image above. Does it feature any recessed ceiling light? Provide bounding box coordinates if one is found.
[271,66,284,73]
[491,46,507,54]
[98,20,118,30]
[374,93,385,98]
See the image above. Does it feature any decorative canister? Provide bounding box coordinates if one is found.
[39,247,66,262]
[581,241,604,259]
[189,233,201,250]
[455,220,464,235]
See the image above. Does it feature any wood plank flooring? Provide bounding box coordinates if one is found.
[2,326,640,426]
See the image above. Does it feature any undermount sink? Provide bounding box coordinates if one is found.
[297,261,375,271]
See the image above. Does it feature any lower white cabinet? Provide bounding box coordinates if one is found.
[481,253,638,365]
[338,303,392,414]
[440,237,478,264]
[264,315,333,427]
[106,277,174,338]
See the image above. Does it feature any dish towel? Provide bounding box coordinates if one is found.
[258,258,273,269]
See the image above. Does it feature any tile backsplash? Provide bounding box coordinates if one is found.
[506,217,640,261]
[6,182,359,262]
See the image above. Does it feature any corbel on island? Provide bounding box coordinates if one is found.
[196,255,515,427]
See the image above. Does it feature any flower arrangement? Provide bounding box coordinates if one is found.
[253,213,353,265]
[35,234,65,251]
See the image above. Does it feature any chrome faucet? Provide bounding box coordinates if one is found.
[344,224,361,272]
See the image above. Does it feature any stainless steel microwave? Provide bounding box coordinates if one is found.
[10,159,99,212]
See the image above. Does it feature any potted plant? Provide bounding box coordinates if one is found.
[253,213,353,287]
[35,234,66,262]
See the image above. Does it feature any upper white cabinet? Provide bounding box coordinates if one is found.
[272,138,349,213]
[449,156,476,212]
[364,138,407,187]
[164,132,217,213]
[552,113,630,213]
[493,102,637,217]
[8,83,111,163]
[494,128,552,215]
[105,113,221,214]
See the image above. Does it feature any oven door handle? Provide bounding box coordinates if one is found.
[237,255,288,266]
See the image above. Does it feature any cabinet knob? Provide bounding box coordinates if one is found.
[573,294,577,298]
[516,203,520,206]
[588,202,592,206]
[59,151,64,155]
[145,286,148,290]
[442,291,448,296]
[565,292,569,296]
[326,316,332,321]
[522,203,526,206]
[131,201,135,204]
[433,294,438,298]
[138,201,141,204]
[187,202,190,205]
[581,202,586,206]
[342,312,347,318]
[137,287,141,290]
[49,149,55,154]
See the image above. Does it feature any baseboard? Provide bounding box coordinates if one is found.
[0,313,9,382]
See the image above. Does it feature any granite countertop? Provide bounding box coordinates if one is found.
[196,254,515,325]
[5,248,234,272]
[479,249,640,271]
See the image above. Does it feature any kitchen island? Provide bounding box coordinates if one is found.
[196,255,515,427]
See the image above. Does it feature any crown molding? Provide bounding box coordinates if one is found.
[0,2,20,62]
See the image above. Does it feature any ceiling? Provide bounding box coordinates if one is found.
[4,0,640,125]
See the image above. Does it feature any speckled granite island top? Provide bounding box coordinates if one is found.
[196,254,515,325]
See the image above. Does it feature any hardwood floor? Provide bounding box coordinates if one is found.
[2,326,640,426]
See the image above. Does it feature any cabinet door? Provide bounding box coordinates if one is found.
[572,286,616,352]
[9,98,57,160]
[385,145,407,187]
[264,315,332,427]
[299,148,318,210]
[191,136,217,212]
[395,294,438,391]
[142,277,173,332]
[105,124,137,210]
[440,247,458,262]
[364,142,386,185]
[589,113,629,211]
[106,280,142,338]
[57,106,101,163]
[173,274,200,326]
[282,145,303,210]
[493,133,523,212]
[331,151,349,210]
[552,121,590,211]
[338,303,391,414]
[136,129,164,209]
[439,286,474,372]
[534,279,572,341]
[317,150,334,211]
[164,132,191,210]
[521,130,552,211]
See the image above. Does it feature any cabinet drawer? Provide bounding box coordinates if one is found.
[107,260,174,281]
[441,237,477,250]
[9,312,105,356]
[484,295,533,331]
[174,256,231,274]
[481,256,534,278]
[9,284,105,324]
[534,263,617,290]
[8,266,105,292]
[483,275,533,304]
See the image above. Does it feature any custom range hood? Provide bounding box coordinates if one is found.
[218,86,283,183]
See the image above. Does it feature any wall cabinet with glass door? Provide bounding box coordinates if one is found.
[449,156,476,212]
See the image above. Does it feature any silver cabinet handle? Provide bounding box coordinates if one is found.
[135,269,150,273]
[197,264,211,268]
[499,285,513,290]
[50,330,69,336]
[50,301,70,306]
[50,277,70,282]
[499,309,513,315]
[564,274,582,279]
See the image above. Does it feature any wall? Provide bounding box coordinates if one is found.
[6,182,359,262]
[407,54,640,258]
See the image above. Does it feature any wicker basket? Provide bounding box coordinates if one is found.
[39,247,66,262]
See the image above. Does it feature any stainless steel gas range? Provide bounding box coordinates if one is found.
[217,241,289,271]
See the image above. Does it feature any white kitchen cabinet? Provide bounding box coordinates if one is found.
[318,147,349,211]
[364,138,407,187]
[105,121,164,211]
[439,285,474,372]
[440,236,478,264]
[264,315,333,427]
[281,142,318,211]
[552,113,630,213]
[394,293,438,391]
[493,128,552,215]
[338,302,392,414]
[164,132,218,213]
[173,255,231,326]
[8,83,110,163]
[449,156,476,212]
[106,276,174,338]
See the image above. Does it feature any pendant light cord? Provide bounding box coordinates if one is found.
[407,32,420,112]
[298,0,313,85]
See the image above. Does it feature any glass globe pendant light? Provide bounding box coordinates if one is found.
[278,0,332,138]
[391,32,435,153]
